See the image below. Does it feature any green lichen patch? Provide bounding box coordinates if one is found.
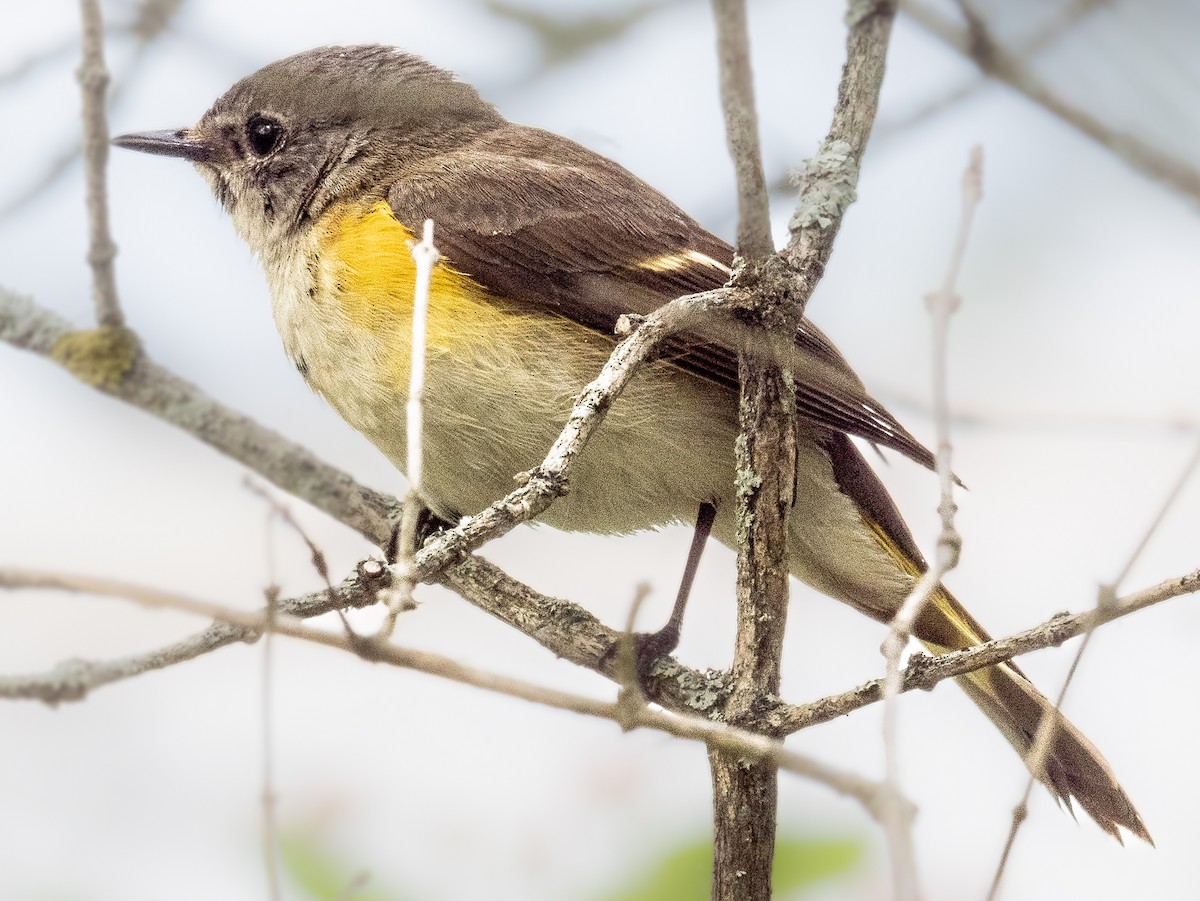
[51,325,139,390]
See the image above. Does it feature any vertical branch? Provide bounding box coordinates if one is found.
[712,0,773,260]
[260,582,282,901]
[379,220,439,637]
[710,361,796,901]
[879,146,983,901]
[709,3,897,898]
[709,2,792,899]
[77,0,123,329]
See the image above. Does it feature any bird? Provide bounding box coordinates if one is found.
[113,44,1149,843]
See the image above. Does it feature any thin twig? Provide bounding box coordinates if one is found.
[878,146,982,900]
[0,567,898,820]
[613,582,653,728]
[401,288,728,580]
[2,284,1194,744]
[0,288,401,545]
[784,0,896,289]
[260,576,282,901]
[711,0,773,260]
[902,0,1200,204]
[380,219,439,636]
[2,0,184,219]
[879,0,1112,140]
[988,437,1200,897]
[4,557,1196,736]
[77,0,123,328]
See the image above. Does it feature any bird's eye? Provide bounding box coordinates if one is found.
[246,115,284,157]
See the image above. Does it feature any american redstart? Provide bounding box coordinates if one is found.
[114,44,1147,842]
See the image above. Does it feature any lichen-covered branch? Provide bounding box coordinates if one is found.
[0,566,897,819]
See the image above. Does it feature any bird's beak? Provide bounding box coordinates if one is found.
[112,129,210,162]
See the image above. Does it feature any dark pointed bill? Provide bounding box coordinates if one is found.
[112,129,209,162]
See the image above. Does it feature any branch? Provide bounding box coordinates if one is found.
[405,288,729,579]
[0,567,900,821]
[0,286,739,720]
[878,146,982,900]
[77,0,123,329]
[712,0,773,260]
[704,5,899,897]
[0,287,400,544]
[5,286,1193,727]
[707,0,798,896]
[902,0,1200,204]
[989,436,1200,895]
[770,566,1200,735]
[784,0,895,280]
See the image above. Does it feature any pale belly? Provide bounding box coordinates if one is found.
[261,232,910,615]
[337,325,740,535]
[263,238,739,534]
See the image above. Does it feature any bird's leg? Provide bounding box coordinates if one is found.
[384,506,455,565]
[622,501,718,692]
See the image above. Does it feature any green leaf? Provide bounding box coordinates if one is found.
[600,835,861,901]
[773,837,862,894]
[279,831,410,901]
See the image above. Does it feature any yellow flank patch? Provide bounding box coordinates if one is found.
[317,200,523,350]
[864,515,987,653]
[864,516,921,579]
[638,249,731,275]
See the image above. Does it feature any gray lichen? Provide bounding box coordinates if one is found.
[789,139,859,232]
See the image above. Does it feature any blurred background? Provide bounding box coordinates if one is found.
[2,0,1199,898]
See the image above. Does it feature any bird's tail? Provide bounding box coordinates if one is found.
[911,582,1152,844]
[801,434,1149,841]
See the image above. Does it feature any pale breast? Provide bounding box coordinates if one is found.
[256,206,742,534]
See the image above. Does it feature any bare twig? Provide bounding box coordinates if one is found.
[254,486,286,901]
[77,0,123,328]
[379,219,439,636]
[260,581,282,901]
[402,287,729,579]
[2,0,185,219]
[0,575,379,705]
[902,0,1200,203]
[613,582,653,728]
[771,565,1200,735]
[766,3,900,897]
[0,288,400,544]
[4,288,1195,737]
[4,553,1196,734]
[783,0,895,291]
[0,567,898,819]
[989,437,1200,897]
[877,146,982,900]
[880,0,1111,140]
[712,0,773,260]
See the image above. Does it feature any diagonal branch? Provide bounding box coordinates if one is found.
[902,0,1200,204]
[768,565,1200,735]
[0,566,899,821]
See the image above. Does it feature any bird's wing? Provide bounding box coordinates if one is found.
[386,123,934,471]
